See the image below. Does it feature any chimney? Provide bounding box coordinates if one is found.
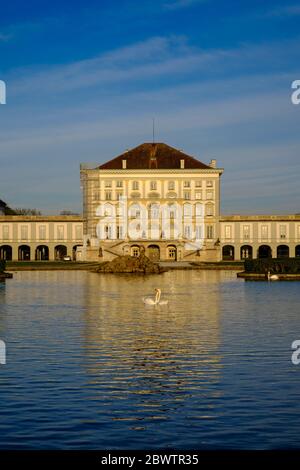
[122,159,127,169]
[209,159,217,168]
[180,159,185,169]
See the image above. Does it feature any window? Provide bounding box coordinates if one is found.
[105,191,112,201]
[105,180,112,188]
[195,180,202,188]
[116,192,123,200]
[132,181,139,190]
[130,206,141,218]
[2,225,9,240]
[206,204,214,216]
[196,203,204,217]
[108,225,113,239]
[243,225,250,240]
[39,225,46,240]
[150,204,159,219]
[168,181,175,190]
[131,246,140,257]
[184,204,192,216]
[75,225,82,240]
[195,192,202,200]
[196,226,202,239]
[184,181,190,188]
[168,246,176,259]
[206,191,213,200]
[207,225,213,239]
[225,225,232,239]
[261,225,268,239]
[117,226,125,239]
[117,226,122,239]
[93,190,100,201]
[150,181,157,190]
[116,180,123,188]
[184,192,190,200]
[279,225,287,239]
[206,180,213,187]
[184,226,191,238]
[20,225,28,240]
[57,225,64,240]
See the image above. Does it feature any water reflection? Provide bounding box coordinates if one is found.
[0,270,299,449]
[80,271,223,426]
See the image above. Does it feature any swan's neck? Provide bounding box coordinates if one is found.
[156,291,161,303]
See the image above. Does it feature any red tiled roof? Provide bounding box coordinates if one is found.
[97,143,210,170]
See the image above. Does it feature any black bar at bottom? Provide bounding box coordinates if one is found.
[0,450,300,465]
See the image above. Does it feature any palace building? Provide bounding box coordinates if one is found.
[80,143,223,262]
[0,142,299,262]
[0,215,83,261]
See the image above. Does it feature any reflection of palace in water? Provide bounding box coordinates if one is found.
[80,270,223,409]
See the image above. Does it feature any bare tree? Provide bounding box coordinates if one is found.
[14,208,42,215]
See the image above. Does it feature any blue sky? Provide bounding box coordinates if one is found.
[0,0,299,214]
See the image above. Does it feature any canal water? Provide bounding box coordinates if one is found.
[0,270,299,449]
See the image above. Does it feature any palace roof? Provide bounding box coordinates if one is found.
[97,143,211,170]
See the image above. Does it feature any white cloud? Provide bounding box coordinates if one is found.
[0,32,12,41]
[9,35,299,100]
[2,35,300,213]
[164,0,208,10]
[265,4,300,17]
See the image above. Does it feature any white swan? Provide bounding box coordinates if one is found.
[143,288,168,306]
[267,271,279,281]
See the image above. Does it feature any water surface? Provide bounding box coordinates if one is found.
[0,270,299,449]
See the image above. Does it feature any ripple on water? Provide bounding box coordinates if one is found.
[0,270,299,449]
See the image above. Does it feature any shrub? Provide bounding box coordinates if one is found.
[244,258,300,274]
[0,260,6,273]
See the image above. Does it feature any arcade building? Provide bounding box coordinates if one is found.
[0,142,299,262]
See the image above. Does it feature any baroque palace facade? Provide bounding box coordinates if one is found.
[0,142,300,262]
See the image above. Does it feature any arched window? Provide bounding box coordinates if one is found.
[222,245,235,260]
[18,245,31,261]
[54,245,67,260]
[183,203,192,217]
[277,245,289,258]
[167,245,177,261]
[258,245,272,259]
[240,245,253,260]
[0,245,12,261]
[206,203,214,216]
[131,245,140,257]
[35,245,49,261]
